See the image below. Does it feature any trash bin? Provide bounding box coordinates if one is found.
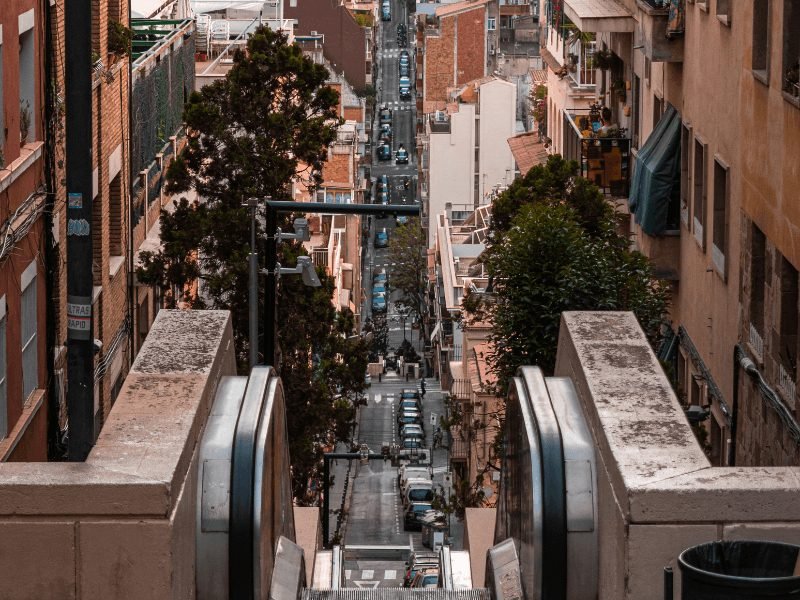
[678,540,800,599]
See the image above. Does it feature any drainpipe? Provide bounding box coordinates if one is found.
[730,344,758,467]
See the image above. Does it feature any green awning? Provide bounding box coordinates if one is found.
[628,104,681,235]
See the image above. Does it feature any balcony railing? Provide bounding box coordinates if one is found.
[563,110,631,197]
[450,378,471,401]
[449,426,468,460]
[778,363,797,409]
[748,322,764,360]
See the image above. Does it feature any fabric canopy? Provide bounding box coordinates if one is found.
[628,104,681,235]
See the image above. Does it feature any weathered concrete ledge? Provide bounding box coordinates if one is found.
[0,310,235,599]
[554,311,800,598]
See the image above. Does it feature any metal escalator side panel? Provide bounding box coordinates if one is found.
[230,366,275,600]
[495,375,543,599]
[544,377,598,600]
[253,373,298,600]
[196,375,248,600]
[519,366,567,600]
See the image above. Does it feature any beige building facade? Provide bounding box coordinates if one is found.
[540,0,800,466]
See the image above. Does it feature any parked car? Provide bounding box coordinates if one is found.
[375,229,389,248]
[399,62,410,77]
[395,145,409,164]
[400,50,410,61]
[380,123,392,141]
[403,551,438,587]
[396,215,409,226]
[398,465,431,489]
[400,423,424,439]
[379,106,392,124]
[397,412,422,433]
[373,266,387,278]
[403,479,434,506]
[399,76,412,99]
[381,0,391,21]
[376,188,389,205]
[373,283,387,296]
[373,271,388,284]
[398,398,422,413]
[397,35,407,48]
[396,24,406,35]
[404,502,433,530]
[401,438,424,451]
[401,388,420,399]
[377,143,392,161]
[372,294,387,313]
[411,569,440,589]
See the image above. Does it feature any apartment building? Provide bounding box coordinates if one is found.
[540,0,800,466]
[284,0,374,91]
[420,77,516,247]
[420,0,498,113]
[0,0,49,460]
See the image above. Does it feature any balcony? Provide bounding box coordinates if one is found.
[635,0,684,63]
[449,426,468,461]
[562,110,631,197]
[450,378,472,401]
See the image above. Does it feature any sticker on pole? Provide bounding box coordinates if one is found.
[67,295,92,340]
[68,193,83,209]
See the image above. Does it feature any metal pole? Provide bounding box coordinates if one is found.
[65,0,95,460]
[663,566,673,600]
[246,198,259,369]
[323,455,330,548]
[264,203,277,367]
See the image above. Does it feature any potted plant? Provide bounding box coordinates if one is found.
[611,78,627,103]
[19,101,31,143]
[108,20,133,57]
[593,49,614,70]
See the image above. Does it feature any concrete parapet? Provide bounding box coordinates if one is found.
[554,312,800,598]
[0,310,235,600]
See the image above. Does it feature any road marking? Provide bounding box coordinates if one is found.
[385,570,397,580]
[345,570,352,579]
[362,570,374,580]
[354,581,380,589]
[374,393,381,404]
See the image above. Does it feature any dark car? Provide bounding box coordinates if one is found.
[399,62,410,77]
[377,143,392,161]
[397,24,406,35]
[375,229,389,248]
[397,35,407,48]
[379,106,392,124]
[377,188,389,205]
[404,502,433,530]
[395,145,409,164]
[380,123,392,141]
[372,294,387,313]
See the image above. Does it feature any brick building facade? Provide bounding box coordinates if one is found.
[0,0,49,460]
[422,0,495,111]
[51,0,133,444]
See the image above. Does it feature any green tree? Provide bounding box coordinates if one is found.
[137,27,367,502]
[471,154,668,390]
[387,217,427,330]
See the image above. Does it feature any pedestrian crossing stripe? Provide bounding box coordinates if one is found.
[353,581,380,589]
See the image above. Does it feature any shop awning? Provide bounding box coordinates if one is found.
[562,0,634,33]
[628,104,681,236]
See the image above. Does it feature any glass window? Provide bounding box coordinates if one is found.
[21,266,38,400]
[692,138,706,248]
[752,0,770,79]
[0,297,6,440]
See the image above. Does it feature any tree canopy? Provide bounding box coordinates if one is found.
[467,154,668,390]
[136,27,367,502]
[387,217,427,328]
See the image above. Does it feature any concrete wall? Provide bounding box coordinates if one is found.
[477,79,516,200]
[0,310,236,599]
[427,104,475,247]
[554,312,800,599]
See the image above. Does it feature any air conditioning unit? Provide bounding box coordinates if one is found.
[310,30,318,36]
[435,110,446,122]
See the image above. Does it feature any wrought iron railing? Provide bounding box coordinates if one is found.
[450,378,471,401]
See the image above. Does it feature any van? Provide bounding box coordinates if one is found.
[403,479,434,506]
[381,1,391,21]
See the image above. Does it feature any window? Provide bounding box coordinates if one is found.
[652,94,663,129]
[716,0,731,25]
[783,0,800,102]
[0,37,4,160]
[18,10,36,144]
[749,223,766,345]
[21,261,38,401]
[752,0,770,81]
[778,255,798,402]
[487,17,496,30]
[712,157,729,276]
[692,138,706,248]
[632,75,641,149]
[680,122,691,227]
[0,297,6,440]
[109,173,123,256]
